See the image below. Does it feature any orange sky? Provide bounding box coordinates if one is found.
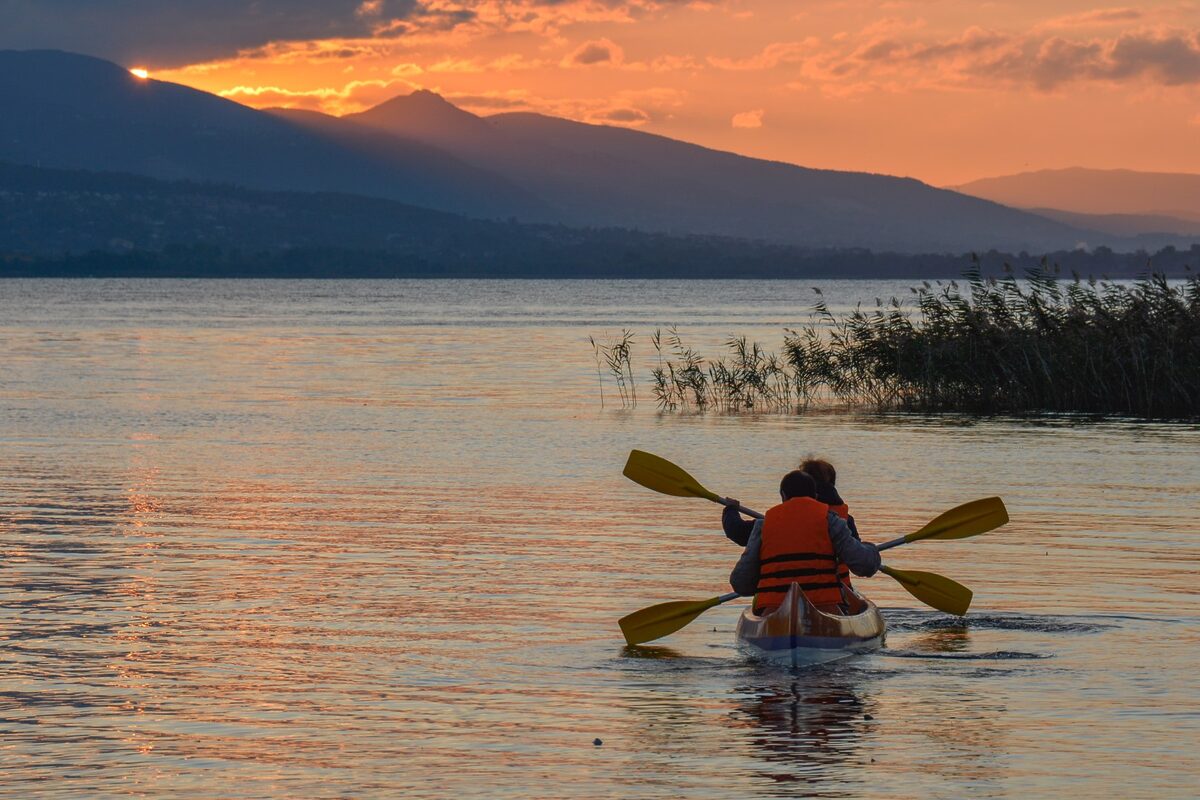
[142,0,1200,185]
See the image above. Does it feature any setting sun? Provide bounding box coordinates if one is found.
[129,67,148,79]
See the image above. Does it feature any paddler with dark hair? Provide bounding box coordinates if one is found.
[728,470,881,613]
[798,456,861,539]
[722,455,861,545]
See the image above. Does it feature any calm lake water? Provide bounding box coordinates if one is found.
[1,279,1197,798]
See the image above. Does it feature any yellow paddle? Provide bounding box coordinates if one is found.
[623,449,762,517]
[619,592,739,646]
[878,566,972,616]
[876,496,1008,551]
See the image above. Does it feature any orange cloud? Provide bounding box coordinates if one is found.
[731,108,764,127]
[427,53,546,72]
[1038,7,1145,30]
[709,40,814,70]
[594,106,652,124]
[796,23,1200,92]
[564,38,625,66]
[449,89,537,111]
[218,78,416,113]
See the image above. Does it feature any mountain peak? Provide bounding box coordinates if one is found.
[346,89,493,149]
[408,89,453,105]
[358,89,476,120]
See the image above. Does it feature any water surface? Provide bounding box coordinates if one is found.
[1,279,1197,798]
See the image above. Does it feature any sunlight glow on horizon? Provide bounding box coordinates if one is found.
[130,67,150,79]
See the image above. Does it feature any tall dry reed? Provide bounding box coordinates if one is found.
[596,263,1200,418]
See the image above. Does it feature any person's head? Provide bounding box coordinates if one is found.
[779,470,817,501]
[799,457,837,486]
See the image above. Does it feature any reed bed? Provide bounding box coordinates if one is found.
[595,264,1200,418]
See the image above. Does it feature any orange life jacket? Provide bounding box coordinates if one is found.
[826,503,853,591]
[756,496,844,611]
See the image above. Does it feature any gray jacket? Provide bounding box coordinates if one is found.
[729,512,881,597]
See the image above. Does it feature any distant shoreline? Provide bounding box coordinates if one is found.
[3,244,1196,281]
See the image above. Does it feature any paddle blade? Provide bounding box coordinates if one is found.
[906,497,1009,545]
[623,450,721,502]
[880,565,973,616]
[619,596,723,645]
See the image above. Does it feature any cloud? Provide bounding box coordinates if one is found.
[1104,29,1200,84]
[635,53,704,71]
[565,38,624,66]
[799,22,1200,92]
[425,53,546,72]
[709,40,815,71]
[511,86,684,126]
[731,108,764,128]
[595,107,650,124]
[449,90,536,112]
[1039,7,1144,30]
[426,57,484,72]
[0,0,424,67]
[218,77,413,113]
[0,0,697,71]
[447,0,683,41]
[985,29,1200,89]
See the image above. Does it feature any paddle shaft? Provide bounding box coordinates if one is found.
[720,497,764,520]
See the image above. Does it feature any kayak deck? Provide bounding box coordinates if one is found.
[735,582,885,667]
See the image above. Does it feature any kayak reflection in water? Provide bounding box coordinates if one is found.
[727,470,881,614]
[734,674,869,781]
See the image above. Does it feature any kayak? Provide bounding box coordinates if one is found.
[734,582,886,667]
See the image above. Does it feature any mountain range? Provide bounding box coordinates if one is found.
[952,168,1200,237]
[1,49,1197,258]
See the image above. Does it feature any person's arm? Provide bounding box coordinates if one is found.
[729,519,763,596]
[846,514,861,541]
[722,502,755,546]
[827,512,880,577]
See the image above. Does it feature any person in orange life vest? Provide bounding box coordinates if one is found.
[796,456,861,593]
[728,470,880,613]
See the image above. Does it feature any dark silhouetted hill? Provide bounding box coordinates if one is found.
[349,91,1110,253]
[0,49,538,219]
